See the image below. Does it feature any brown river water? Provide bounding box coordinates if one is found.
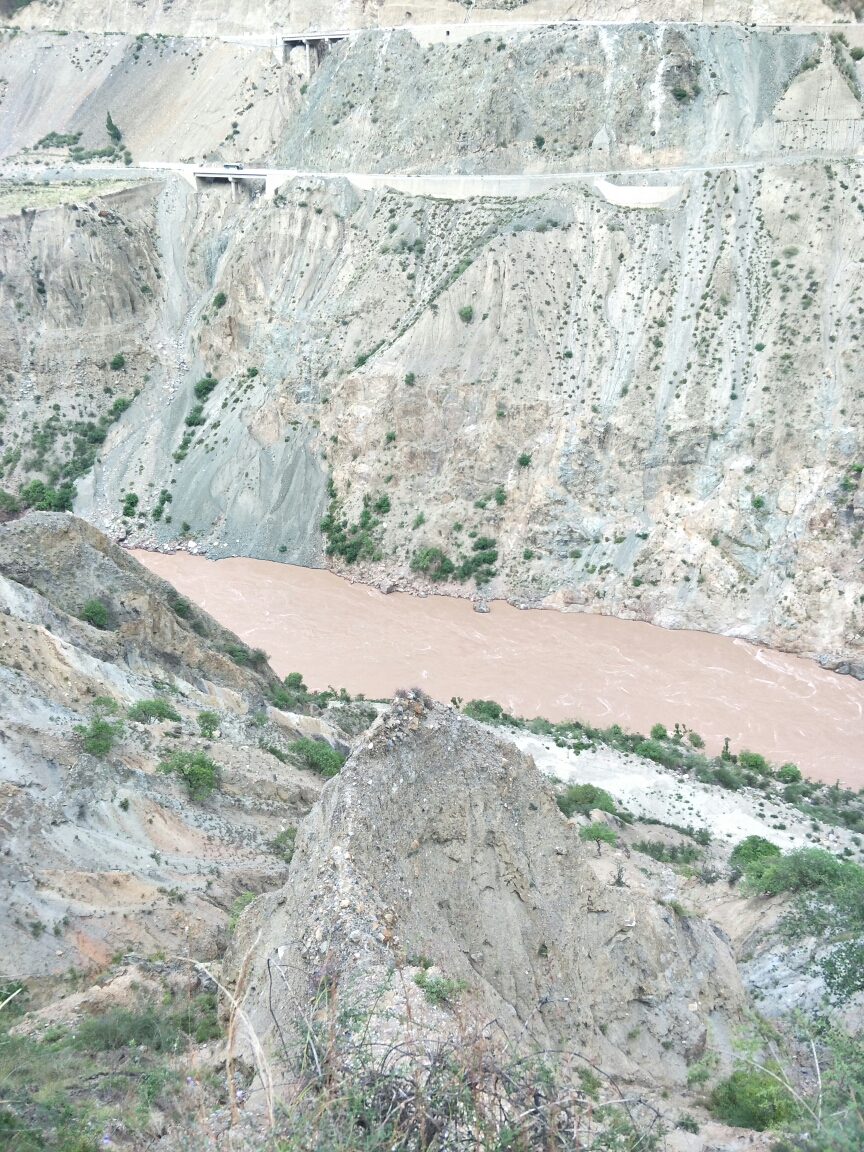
[132,550,864,788]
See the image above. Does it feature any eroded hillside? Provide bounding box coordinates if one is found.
[0,19,863,673]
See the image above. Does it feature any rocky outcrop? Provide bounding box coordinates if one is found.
[228,695,744,1088]
[0,515,362,983]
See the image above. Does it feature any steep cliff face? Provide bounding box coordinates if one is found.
[0,21,863,668]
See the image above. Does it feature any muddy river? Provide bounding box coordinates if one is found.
[132,551,864,788]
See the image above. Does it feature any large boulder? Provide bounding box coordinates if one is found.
[227,694,745,1089]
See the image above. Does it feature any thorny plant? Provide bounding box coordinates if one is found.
[211,949,668,1150]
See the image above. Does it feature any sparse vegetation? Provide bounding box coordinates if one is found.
[127,696,181,723]
[73,696,122,756]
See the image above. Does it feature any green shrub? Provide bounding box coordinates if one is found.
[413,969,467,1005]
[270,827,297,862]
[110,352,125,370]
[121,491,139,517]
[169,595,191,618]
[557,783,616,819]
[534,134,545,149]
[517,453,531,467]
[634,839,701,865]
[738,750,771,775]
[494,486,506,505]
[385,430,396,444]
[228,891,255,932]
[222,642,268,669]
[463,699,503,723]
[105,111,122,143]
[0,489,20,515]
[184,403,205,427]
[128,697,181,723]
[636,739,681,769]
[193,375,218,401]
[74,1008,175,1053]
[80,598,108,628]
[19,478,76,512]
[709,1068,797,1130]
[688,731,705,748]
[404,372,415,385]
[713,764,743,790]
[729,835,780,872]
[742,847,850,896]
[777,762,801,783]
[212,291,227,309]
[288,737,345,777]
[579,822,618,855]
[159,750,219,799]
[197,711,218,738]
[650,723,668,740]
[373,493,391,515]
[411,546,455,581]
[75,717,121,756]
[671,86,689,101]
[458,305,473,323]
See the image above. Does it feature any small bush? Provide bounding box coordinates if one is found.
[517,453,531,467]
[534,134,545,149]
[270,827,297,862]
[74,1008,175,1053]
[170,595,191,618]
[729,835,780,872]
[688,731,705,748]
[579,822,618,855]
[404,372,416,385]
[557,783,616,818]
[634,840,701,865]
[193,375,218,401]
[222,643,269,669]
[80,598,108,628]
[650,723,668,740]
[228,892,255,932]
[494,486,506,505]
[184,403,206,427]
[709,1068,797,1130]
[738,750,771,776]
[110,352,125,370]
[288,737,345,777]
[742,847,851,896]
[121,491,139,517]
[128,697,181,723]
[212,291,227,309]
[19,478,76,512]
[458,305,473,323]
[413,969,466,1005]
[713,764,743,790]
[777,762,801,783]
[671,86,689,101]
[198,711,218,738]
[159,750,219,799]
[411,546,455,581]
[463,699,503,723]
